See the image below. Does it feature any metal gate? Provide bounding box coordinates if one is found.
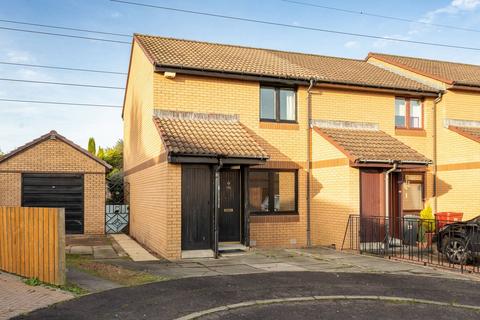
[105,204,129,234]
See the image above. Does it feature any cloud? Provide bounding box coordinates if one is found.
[5,50,35,63]
[421,0,480,24]
[344,41,359,49]
[373,34,410,48]
[111,11,122,18]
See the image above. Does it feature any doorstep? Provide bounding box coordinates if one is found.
[182,250,215,259]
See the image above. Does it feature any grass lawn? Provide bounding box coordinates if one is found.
[67,254,168,287]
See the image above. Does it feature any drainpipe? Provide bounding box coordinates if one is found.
[384,161,398,252]
[214,158,224,259]
[432,92,443,215]
[306,78,316,247]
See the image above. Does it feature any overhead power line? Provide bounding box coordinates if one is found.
[0,26,130,44]
[0,18,132,37]
[110,0,480,52]
[0,98,122,109]
[281,0,480,34]
[0,77,125,90]
[0,61,127,75]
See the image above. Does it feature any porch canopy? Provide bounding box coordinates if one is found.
[312,119,431,167]
[153,110,269,164]
[445,119,480,143]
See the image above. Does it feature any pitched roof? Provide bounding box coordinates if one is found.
[153,110,268,160]
[0,131,112,169]
[368,53,480,87]
[448,126,480,143]
[134,34,437,93]
[312,121,431,164]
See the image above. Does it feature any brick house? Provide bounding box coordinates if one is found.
[367,53,480,220]
[124,34,472,260]
[0,131,111,234]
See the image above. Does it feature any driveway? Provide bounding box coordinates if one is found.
[14,272,480,320]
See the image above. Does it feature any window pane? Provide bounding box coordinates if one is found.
[249,171,269,212]
[273,171,296,212]
[410,99,422,128]
[279,89,296,121]
[395,98,406,127]
[403,182,423,210]
[260,87,275,120]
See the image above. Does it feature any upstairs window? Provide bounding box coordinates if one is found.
[260,86,296,122]
[395,97,423,129]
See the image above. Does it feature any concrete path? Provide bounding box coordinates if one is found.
[105,247,475,281]
[0,271,73,320]
[14,272,480,320]
[67,268,122,293]
[110,234,158,262]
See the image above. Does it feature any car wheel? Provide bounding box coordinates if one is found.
[442,237,471,264]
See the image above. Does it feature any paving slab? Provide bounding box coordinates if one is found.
[110,234,159,262]
[69,246,93,255]
[93,245,118,259]
[251,263,307,272]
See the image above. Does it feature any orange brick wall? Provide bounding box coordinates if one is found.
[0,138,106,235]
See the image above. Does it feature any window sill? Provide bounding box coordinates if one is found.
[259,122,299,130]
[395,128,427,137]
[250,214,299,224]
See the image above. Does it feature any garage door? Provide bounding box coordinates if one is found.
[22,173,84,234]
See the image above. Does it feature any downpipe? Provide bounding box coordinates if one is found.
[384,161,398,254]
[432,92,443,215]
[306,78,316,247]
[214,158,224,259]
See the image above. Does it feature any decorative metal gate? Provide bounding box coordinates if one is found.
[105,204,129,234]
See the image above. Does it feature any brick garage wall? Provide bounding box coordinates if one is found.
[0,138,106,235]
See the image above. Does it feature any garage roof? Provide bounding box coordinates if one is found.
[0,131,112,169]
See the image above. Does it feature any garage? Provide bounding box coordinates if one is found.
[0,130,111,235]
[22,173,85,234]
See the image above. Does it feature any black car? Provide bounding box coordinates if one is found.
[436,216,480,264]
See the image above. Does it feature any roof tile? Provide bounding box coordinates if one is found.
[135,34,437,93]
[313,124,431,164]
[153,110,268,159]
[369,53,480,87]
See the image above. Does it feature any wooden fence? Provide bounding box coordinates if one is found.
[0,207,65,285]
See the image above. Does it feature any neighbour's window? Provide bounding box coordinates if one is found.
[402,174,424,211]
[395,97,423,129]
[249,169,298,214]
[260,86,296,122]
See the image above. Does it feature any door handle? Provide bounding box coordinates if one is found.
[223,208,234,213]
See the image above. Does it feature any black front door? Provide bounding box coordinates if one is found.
[219,170,241,242]
[181,165,213,250]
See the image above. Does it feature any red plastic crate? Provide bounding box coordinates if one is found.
[435,212,463,229]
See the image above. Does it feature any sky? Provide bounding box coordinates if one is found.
[1,0,480,153]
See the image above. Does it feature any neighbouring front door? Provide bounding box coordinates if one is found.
[360,169,386,242]
[219,170,241,242]
[181,165,213,250]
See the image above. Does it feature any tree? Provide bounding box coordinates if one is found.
[97,147,105,159]
[0,148,4,157]
[88,137,96,155]
[101,140,123,171]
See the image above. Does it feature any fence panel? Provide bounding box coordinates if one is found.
[0,207,65,285]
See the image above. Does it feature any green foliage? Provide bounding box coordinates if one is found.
[0,148,4,156]
[94,139,124,203]
[102,140,123,171]
[420,205,435,233]
[107,168,124,204]
[97,147,105,159]
[24,277,41,286]
[88,137,96,155]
